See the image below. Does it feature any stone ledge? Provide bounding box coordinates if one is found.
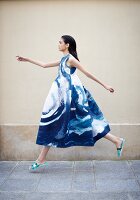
[0,124,140,160]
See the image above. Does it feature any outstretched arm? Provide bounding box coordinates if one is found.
[68,57,114,93]
[16,56,60,68]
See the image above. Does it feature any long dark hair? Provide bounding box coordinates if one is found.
[61,35,80,61]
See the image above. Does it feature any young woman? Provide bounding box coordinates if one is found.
[16,35,125,171]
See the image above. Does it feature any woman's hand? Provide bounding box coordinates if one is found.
[16,56,29,62]
[103,85,115,93]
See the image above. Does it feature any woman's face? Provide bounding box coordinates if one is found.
[58,38,69,52]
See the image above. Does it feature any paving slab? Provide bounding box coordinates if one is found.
[0,160,139,200]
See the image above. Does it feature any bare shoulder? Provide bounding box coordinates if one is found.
[69,54,76,62]
[67,54,78,67]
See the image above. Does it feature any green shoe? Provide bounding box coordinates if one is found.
[29,161,48,171]
[117,138,125,157]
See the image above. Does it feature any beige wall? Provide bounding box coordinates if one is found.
[0,0,140,160]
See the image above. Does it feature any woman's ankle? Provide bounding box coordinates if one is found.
[114,137,122,148]
[36,158,47,164]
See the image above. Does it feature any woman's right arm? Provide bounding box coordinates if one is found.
[16,56,60,68]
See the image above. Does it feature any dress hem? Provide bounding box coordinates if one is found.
[36,125,111,148]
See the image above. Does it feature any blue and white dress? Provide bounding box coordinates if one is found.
[36,53,111,148]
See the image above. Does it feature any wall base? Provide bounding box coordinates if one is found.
[0,124,140,160]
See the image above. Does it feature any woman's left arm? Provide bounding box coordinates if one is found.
[69,57,114,93]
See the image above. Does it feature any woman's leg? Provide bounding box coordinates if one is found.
[36,146,51,164]
[104,133,123,148]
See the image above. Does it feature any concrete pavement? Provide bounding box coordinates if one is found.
[0,160,140,200]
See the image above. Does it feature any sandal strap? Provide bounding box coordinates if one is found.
[117,139,124,150]
[32,162,39,169]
